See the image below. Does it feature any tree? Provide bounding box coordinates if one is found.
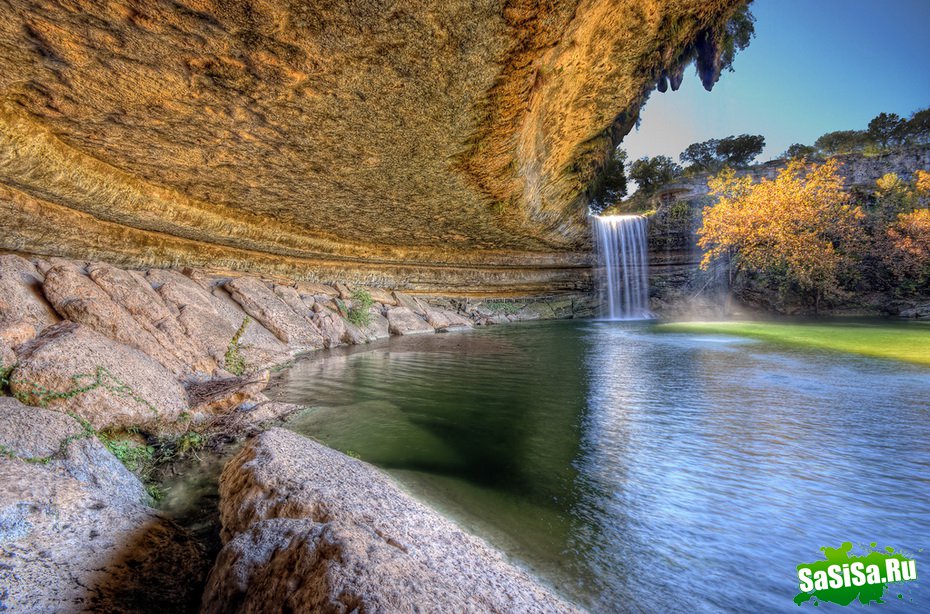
[867,112,906,149]
[886,208,930,288]
[589,147,628,213]
[716,134,765,167]
[628,156,681,195]
[903,107,930,145]
[680,139,720,171]
[698,159,865,310]
[814,130,870,155]
[784,143,818,160]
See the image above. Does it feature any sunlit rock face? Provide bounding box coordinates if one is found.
[0,0,747,293]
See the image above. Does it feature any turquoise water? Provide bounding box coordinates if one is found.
[275,320,930,611]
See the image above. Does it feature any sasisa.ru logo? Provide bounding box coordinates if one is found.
[796,542,919,606]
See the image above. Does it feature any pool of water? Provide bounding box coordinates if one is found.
[274,319,930,611]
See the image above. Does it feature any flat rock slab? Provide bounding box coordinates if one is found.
[203,428,582,613]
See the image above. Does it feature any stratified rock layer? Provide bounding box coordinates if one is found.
[0,1,748,293]
[203,428,581,613]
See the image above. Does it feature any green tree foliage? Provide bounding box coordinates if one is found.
[784,143,819,160]
[716,134,765,167]
[589,147,628,213]
[814,130,870,155]
[867,112,906,149]
[903,107,930,144]
[680,139,720,171]
[628,155,681,195]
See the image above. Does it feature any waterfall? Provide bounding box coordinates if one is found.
[592,215,651,320]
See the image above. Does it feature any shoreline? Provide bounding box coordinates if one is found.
[0,252,592,612]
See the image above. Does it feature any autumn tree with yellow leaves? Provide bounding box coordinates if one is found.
[884,170,930,290]
[698,159,865,311]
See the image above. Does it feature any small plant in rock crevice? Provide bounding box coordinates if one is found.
[347,289,374,327]
[224,316,252,376]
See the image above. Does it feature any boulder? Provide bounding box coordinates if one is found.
[209,286,294,368]
[0,254,59,331]
[424,307,473,331]
[294,282,339,298]
[88,263,217,374]
[0,458,205,613]
[386,306,434,336]
[225,277,325,349]
[334,282,353,299]
[203,429,579,613]
[273,284,314,321]
[359,307,391,340]
[365,287,398,306]
[392,291,427,316]
[42,265,189,375]
[148,269,293,370]
[311,304,367,347]
[900,303,930,318]
[0,320,36,347]
[0,397,146,504]
[9,322,189,430]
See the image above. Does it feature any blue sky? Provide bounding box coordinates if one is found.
[623,0,930,164]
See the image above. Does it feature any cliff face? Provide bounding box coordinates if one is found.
[643,146,930,316]
[0,0,747,293]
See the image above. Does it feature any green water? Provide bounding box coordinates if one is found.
[272,319,930,611]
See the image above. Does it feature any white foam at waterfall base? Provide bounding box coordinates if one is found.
[592,214,651,320]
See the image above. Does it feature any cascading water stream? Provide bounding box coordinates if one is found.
[592,214,651,320]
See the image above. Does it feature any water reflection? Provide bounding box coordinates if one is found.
[275,320,930,611]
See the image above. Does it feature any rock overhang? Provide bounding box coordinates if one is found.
[0,0,751,292]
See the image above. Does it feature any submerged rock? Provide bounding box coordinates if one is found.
[9,322,188,430]
[203,428,580,613]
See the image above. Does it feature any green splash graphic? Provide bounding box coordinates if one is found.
[795,542,917,606]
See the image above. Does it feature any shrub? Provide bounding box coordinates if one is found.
[224,317,251,376]
[347,289,374,327]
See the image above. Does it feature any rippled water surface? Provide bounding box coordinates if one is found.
[275,320,930,611]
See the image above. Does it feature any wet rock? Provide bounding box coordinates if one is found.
[0,397,146,504]
[225,277,325,349]
[9,322,188,430]
[0,457,205,613]
[0,254,59,332]
[203,429,579,613]
[386,306,434,335]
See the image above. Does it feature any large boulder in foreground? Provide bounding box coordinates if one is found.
[0,396,146,504]
[202,428,579,613]
[9,322,188,430]
[0,455,204,612]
